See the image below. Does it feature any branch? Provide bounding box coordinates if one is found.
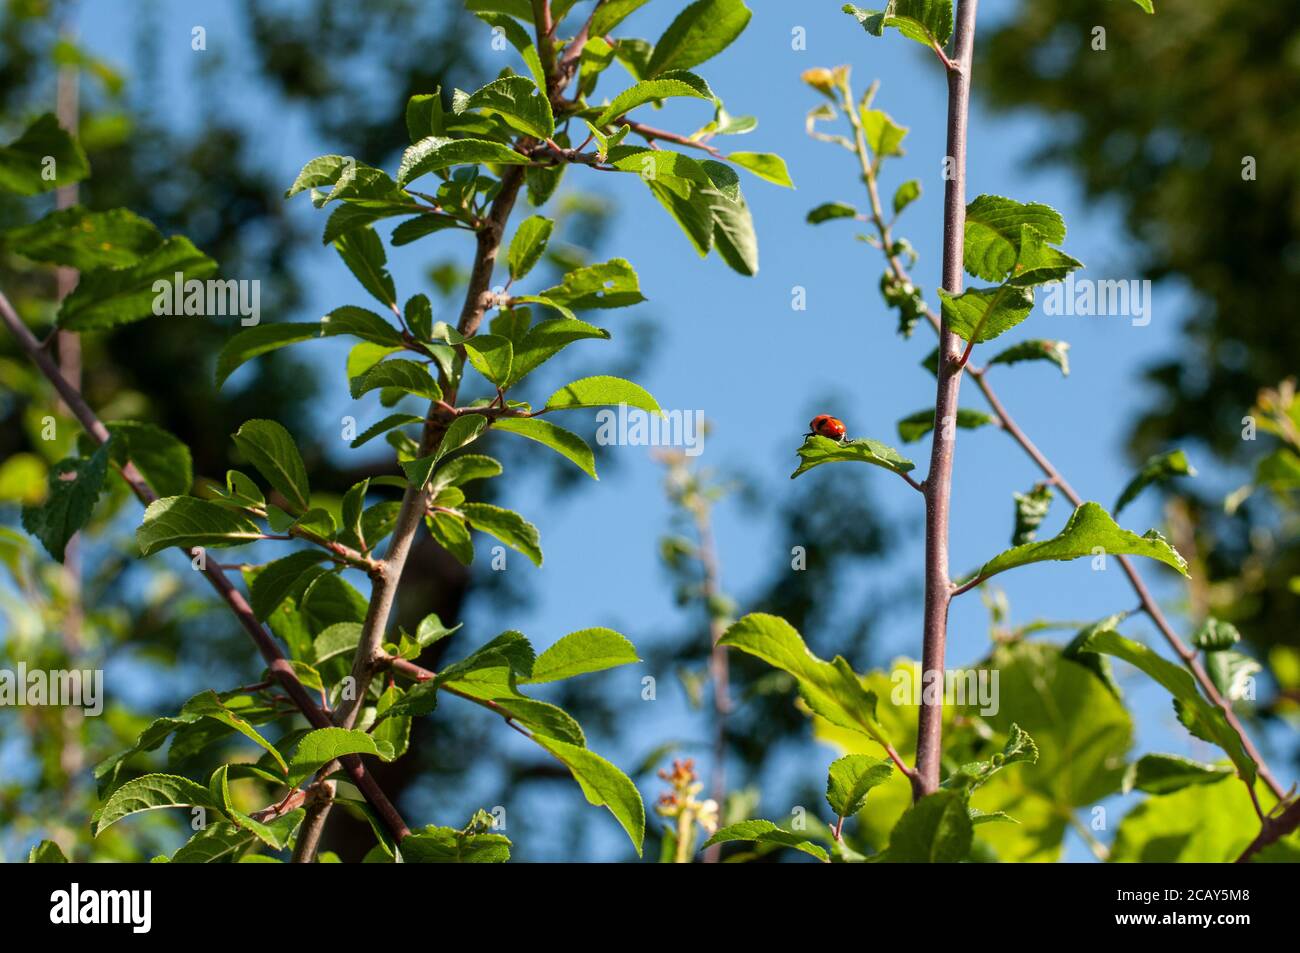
[914,0,980,801]
[1235,797,1300,863]
[0,288,412,844]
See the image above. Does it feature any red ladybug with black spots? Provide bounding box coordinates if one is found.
[807,414,847,441]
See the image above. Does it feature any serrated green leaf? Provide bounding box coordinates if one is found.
[544,375,660,414]
[538,258,645,310]
[57,237,217,331]
[94,773,222,835]
[883,789,971,862]
[977,501,1187,581]
[896,407,992,443]
[491,417,597,479]
[791,434,915,479]
[461,502,542,566]
[843,0,953,48]
[646,0,752,76]
[215,323,320,387]
[532,736,645,856]
[334,227,396,308]
[349,359,442,401]
[403,415,489,489]
[321,305,404,346]
[1011,483,1054,546]
[21,444,110,562]
[702,819,828,861]
[4,205,162,269]
[594,71,715,127]
[861,108,907,158]
[987,338,1070,377]
[963,194,1066,283]
[720,613,892,750]
[728,151,793,188]
[826,755,893,818]
[1123,753,1234,795]
[105,421,193,498]
[0,113,89,195]
[28,840,69,863]
[287,728,396,785]
[523,628,638,683]
[455,75,554,139]
[1115,449,1196,516]
[507,215,554,281]
[250,550,331,621]
[937,285,1036,344]
[893,180,921,215]
[312,622,363,664]
[397,136,531,187]
[474,13,547,92]
[507,317,610,386]
[136,496,264,556]
[231,419,311,513]
[463,334,514,386]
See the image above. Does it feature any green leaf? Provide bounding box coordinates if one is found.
[987,339,1070,377]
[1007,225,1082,287]
[334,227,396,309]
[461,502,542,567]
[474,13,547,92]
[583,120,630,163]
[1075,626,1255,784]
[532,736,645,856]
[401,822,511,863]
[94,773,222,835]
[1123,754,1234,795]
[791,434,915,479]
[976,501,1188,581]
[397,136,531,187]
[491,417,597,479]
[507,318,611,386]
[937,285,1036,344]
[883,790,972,863]
[720,613,893,750]
[826,755,893,818]
[646,0,751,76]
[538,258,645,310]
[21,444,110,562]
[313,622,363,663]
[807,202,859,224]
[455,75,554,139]
[463,334,514,386]
[843,1,953,48]
[3,206,162,269]
[321,306,404,346]
[215,323,320,387]
[610,148,715,259]
[896,407,993,443]
[700,159,759,275]
[57,237,217,331]
[944,723,1039,792]
[1128,0,1155,12]
[136,497,263,556]
[702,819,829,862]
[350,413,422,449]
[350,359,442,401]
[963,195,1066,283]
[728,152,793,188]
[507,215,554,281]
[523,628,639,683]
[28,840,69,863]
[893,180,921,215]
[287,728,396,785]
[105,421,193,498]
[1011,483,1054,546]
[0,113,89,195]
[181,691,289,774]
[592,0,652,35]
[250,551,331,621]
[1112,777,1262,863]
[231,419,311,513]
[861,108,908,158]
[285,154,351,198]
[429,454,504,493]
[402,415,489,489]
[1114,449,1196,516]
[544,375,661,414]
[594,71,715,126]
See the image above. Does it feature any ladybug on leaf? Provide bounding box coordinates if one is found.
[807,414,847,442]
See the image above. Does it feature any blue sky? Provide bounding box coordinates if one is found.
[57,0,1293,860]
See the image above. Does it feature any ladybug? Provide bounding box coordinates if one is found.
[808,414,847,441]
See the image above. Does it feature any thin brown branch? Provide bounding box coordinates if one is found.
[0,288,412,844]
[914,0,979,801]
